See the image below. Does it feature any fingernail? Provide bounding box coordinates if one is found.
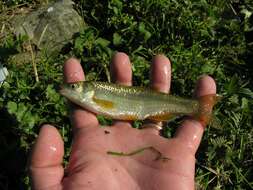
[151,54,171,93]
[111,52,132,85]
[63,58,85,83]
[194,75,216,97]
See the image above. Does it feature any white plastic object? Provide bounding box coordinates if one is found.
[0,64,8,85]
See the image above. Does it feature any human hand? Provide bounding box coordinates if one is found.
[30,52,216,190]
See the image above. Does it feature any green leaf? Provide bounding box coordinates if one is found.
[95,37,110,47]
[241,98,249,110]
[144,31,151,41]
[138,22,146,33]
[113,32,122,46]
[46,85,60,102]
[138,22,151,41]
[7,101,17,114]
[16,103,28,121]
[238,88,253,99]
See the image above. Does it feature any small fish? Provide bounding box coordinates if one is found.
[60,81,219,125]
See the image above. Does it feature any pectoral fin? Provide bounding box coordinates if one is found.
[92,96,114,109]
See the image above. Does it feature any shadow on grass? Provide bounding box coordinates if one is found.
[0,108,28,190]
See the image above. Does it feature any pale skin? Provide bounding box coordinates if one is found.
[29,53,216,190]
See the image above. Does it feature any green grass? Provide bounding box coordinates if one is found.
[0,0,253,189]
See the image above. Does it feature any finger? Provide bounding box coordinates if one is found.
[141,54,171,135]
[150,54,171,93]
[29,125,64,189]
[110,52,132,127]
[63,58,99,133]
[110,52,132,86]
[174,75,216,154]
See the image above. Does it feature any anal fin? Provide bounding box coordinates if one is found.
[119,115,138,121]
[147,113,178,121]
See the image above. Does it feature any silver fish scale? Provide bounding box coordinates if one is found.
[90,82,199,119]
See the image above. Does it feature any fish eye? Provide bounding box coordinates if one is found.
[70,84,78,89]
[69,83,82,92]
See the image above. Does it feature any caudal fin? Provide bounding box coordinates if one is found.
[195,94,221,127]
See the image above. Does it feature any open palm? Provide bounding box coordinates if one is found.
[30,53,216,190]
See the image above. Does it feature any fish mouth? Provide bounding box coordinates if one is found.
[59,85,64,94]
[59,86,80,105]
[59,86,69,97]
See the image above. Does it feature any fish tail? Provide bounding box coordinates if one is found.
[195,94,221,126]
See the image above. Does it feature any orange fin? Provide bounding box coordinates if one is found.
[195,94,221,126]
[147,113,178,121]
[93,96,114,109]
[119,115,138,121]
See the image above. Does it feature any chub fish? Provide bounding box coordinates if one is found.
[60,81,219,125]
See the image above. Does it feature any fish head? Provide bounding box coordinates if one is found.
[59,81,94,105]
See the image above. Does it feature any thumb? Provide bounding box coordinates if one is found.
[29,124,64,190]
[174,76,216,154]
